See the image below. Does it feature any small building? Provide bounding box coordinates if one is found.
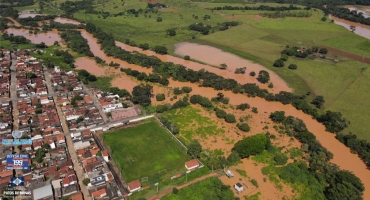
[127,180,141,193]
[185,159,199,171]
[234,182,243,194]
[32,183,53,200]
[92,188,107,199]
[101,150,109,162]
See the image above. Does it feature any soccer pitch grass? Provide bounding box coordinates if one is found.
[102,118,191,184]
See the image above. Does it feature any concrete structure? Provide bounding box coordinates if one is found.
[234,182,243,194]
[111,107,139,121]
[32,183,53,200]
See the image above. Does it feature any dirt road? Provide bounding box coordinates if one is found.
[148,173,219,200]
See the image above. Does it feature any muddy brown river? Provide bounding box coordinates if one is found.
[5,28,61,45]
[5,25,370,198]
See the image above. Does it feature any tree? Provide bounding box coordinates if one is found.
[157,17,162,22]
[215,108,227,119]
[321,16,327,22]
[273,59,285,67]
[225,114,236,123]
[311,95,325,108]
[132,84,153,106]
[172,187,179,194]
[184,55,190,60]
[166,28,176,36]
[237,123,250,132]
[269,111,286,123]
[156,93,165,101]
[288,64,297,69]
[257,70,270,84]
[268,82,273,88]
[227,151,241,164]
[319,48,328,54]
[220,63,228,70]
[153,45,168,55]
[280,54,289,61]
[188,140,202,158]
[236,103,250,111]
[274,153,288,165]
[156,105,167,113]
[181,86,192,93]
[87,74,97,82]
[233,134,271,158]
[250,71,256,76]
[82,178,90,186]
[234,67,246,74]
[350,25,356,32]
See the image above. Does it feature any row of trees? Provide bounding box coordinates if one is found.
[120,68,169,86]
[60,30,94,57]
[17,15,56,27]
[210,5,303,11]
[262,11,312,18]
[77,69,97,84]
[269,110,364,200]
[2,33,30,44]
[325,6,370,26]
[336,133,370,168]
[189,23,212,35]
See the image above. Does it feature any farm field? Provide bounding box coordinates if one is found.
[102,118,191,184]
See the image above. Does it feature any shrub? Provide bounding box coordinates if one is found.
[268,82,273,88]
[280,54,289,61]
[237,123,251,132]
[156,105,167,113]
[288,64,297,69]
[156,93,165,101]
[172,187,179,194]
[225,114,236,123]
[173,87,183,95]
[236,103,250,111]
[82,178,90,186]
[181,86,192,93]
[250,71,256,76]
[251,179,259,188]
[184,55,190,60]
[273,59,285,67]
[215,108,227,119]
[274,153,288,165]
[233,134,271,158]
[252,107,258,113]
[257,70,270,83]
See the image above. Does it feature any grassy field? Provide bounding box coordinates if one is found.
[102,118,191,184]
[161,177,235,200]
[162,106,225,145]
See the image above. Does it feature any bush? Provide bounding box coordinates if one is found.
[280,54,289,61]
[233,134,271,158]
[252,107,258,114]
[215,108,227,119]
[250,71,256,76]
[184,55,190,60]
[82,178,90,186]
[237,123,251,132]
[156,105,167,113]
[251,179,259,188]
[156,93,165,101]
[273,59,285,67]
[225,114,236,123]
[173,87,183,95]
[288,64,297,69]
[268,82,273,88]
[274,153,288,165]
[172,187,179,194]
[236,103,250,111]
[181,86,192,93]
[257,70,270,83]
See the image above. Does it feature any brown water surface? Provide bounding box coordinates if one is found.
[5,28,61,45]
[115,42,291,93]
[5,17,21,27]
[54,17,81,25]
[79,30,370,199]
[330,15,370,39]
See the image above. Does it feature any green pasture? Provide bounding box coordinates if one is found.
[162,106,225,145]
[102,118,191,184]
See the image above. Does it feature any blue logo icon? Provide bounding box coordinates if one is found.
[10,176,24,187]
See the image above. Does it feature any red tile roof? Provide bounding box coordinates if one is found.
[92,188,106,198]
[185,159,199,169]
[128,180,141,191]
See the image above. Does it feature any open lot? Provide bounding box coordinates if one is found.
[102,118,191,184]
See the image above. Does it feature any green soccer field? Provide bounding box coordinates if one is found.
[102,118,191,184]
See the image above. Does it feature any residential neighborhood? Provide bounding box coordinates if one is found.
[0,49,144,200]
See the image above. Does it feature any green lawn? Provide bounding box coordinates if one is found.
[161,177,235,200]
[102,118,191,184]
[162,106,225,145]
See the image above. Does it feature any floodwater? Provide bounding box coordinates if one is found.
[344,5,370,18]
[18,14,42,18]
[54,17,81,25]
[4,28,61,45]
[115,41,292,94]
[78,29,370,199]
[330,15,370,40]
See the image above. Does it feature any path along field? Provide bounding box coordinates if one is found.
[102,118,191,184]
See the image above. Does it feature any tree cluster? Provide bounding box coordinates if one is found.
[2,33,30,44]
[132,84,152,106]
[257,70,270,83]
[60,30,94,57]
[211,92,229,104]
[336,133,370,168]
[120,68,169,86]
[233,134,271,158]
[189,23,212,35]
[77,69,97,83]
[190,94,213,108]
[262,11,312,18]
[159,116,179,134]
[210,5,302,11]
[0,7,19,19]
[236,103,250,111]
[18,15,56,27]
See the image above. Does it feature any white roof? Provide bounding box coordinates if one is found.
[33,184,53,199]
[51,179,62,189]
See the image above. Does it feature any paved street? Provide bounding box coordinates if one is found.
[10,53,19,131]
[44,66,91,200]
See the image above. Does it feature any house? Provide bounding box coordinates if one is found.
[101,150,109,162]
[90,175,106,186]
[56,134,65,144]
[92,188,107,199]
[185,159,199,171]
[127,180,141,193]
[32,140,43,150]
[62,174,77,187]
[234,182,244,194]
[32,183,53,200]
